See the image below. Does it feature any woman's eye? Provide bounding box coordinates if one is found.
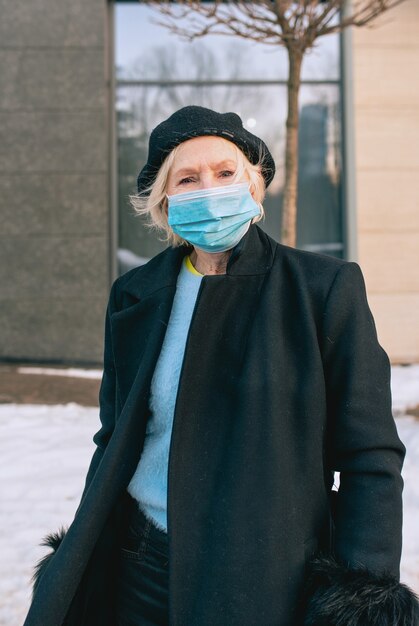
[179,177,194,185]
[220,170,234,178]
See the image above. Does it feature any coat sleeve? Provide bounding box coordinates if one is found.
[303,262,419,625]
[78,279,119,504]
[320,261,404,576]
[31,280,121,596]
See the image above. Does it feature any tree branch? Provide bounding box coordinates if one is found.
[148,0,408,51]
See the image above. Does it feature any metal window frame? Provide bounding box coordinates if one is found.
[341,24,358,262]
[107,1,118,283]
[118,79,340,87]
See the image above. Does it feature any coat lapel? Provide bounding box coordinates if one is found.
[166,226,276,620]
[110,224,274,410]
[110,245,186,408]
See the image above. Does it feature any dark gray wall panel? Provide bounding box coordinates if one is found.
[0,296,107,363]
[0,174,107,236]
[0,49,105,110]
[0,111,106,173]
[0,236,108,299]
[0,0,110,364]
[0,0,105,48]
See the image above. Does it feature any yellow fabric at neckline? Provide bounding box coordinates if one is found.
[185,255,204,277]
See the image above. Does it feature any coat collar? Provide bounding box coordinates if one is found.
[121,224,275,302]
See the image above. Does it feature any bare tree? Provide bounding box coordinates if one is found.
[145,0,407,247]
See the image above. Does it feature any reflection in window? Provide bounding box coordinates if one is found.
[115,3,344,273]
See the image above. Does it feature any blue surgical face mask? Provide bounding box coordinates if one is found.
[167,182,261,253]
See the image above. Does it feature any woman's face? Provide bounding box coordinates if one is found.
[166,136,248,196]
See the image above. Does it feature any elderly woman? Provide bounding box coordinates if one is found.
[25,106,418,626]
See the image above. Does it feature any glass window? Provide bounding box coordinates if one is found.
[116,5,340,82]
[115,3,344,273]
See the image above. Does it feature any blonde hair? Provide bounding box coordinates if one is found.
[130,141,266,247]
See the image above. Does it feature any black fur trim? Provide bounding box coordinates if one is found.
[304,555,419,625]
[32,527,67,596]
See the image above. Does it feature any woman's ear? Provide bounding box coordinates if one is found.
[249,182,257,201]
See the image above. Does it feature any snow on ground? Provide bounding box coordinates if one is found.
[17,367,103,380]
[1,366,418,626]
[0,404,98,626]
[391,363,419,415]
[398,415,419,592]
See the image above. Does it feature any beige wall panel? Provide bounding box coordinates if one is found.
[353,0,419,362]
[358,233,419,293]
[355,109,419,170]
[353,1,419,48]
[357,171,419,232]
[367,293,419,364]
[354,47,419,109]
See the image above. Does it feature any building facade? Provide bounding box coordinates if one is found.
[352,0,419,363]
[0,0,111,364]
[0,0,417,365]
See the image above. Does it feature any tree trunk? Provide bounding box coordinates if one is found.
[281,47,303,247]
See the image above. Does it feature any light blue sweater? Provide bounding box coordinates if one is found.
[127,257,203,532]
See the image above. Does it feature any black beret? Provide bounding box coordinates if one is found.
[137,105,276,194]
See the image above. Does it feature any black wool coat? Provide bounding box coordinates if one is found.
[24,225,410,626]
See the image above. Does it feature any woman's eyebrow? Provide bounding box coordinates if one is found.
[174,160,237,177]
[173,167,197,177]
[211,159,237,170]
